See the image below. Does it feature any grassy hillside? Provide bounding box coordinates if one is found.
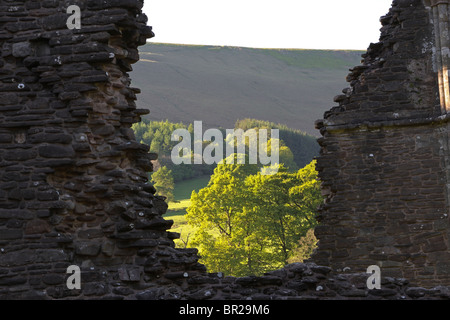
[165,176,211,248]
[166,175,211,216]
[132,43,363,136]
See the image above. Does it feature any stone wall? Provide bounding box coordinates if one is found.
[313,0,450,287]
[0,0,206,299]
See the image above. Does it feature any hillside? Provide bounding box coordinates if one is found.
[132,43,364,136]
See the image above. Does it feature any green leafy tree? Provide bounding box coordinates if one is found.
[288,160,322,223]
[287,229,318,263]
[186,159,321,277]
[251,160,321,265]
[264,138,298,171]
[132,119,216,182]
[186,157,260,276]
[235,118,319,167]
[151,166,175,203]
[246,166,313,265]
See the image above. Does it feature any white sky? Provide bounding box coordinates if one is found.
[143,0,394,50]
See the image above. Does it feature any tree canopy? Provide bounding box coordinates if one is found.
[151,166,175,203]
[186,160,321,277]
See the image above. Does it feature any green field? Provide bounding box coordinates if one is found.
[166,175,210,214]
[165,175,210,248]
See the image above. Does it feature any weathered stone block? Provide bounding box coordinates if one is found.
[75,242,101,256]
[0,229,23,240]
[25,220,50,235]
[42,274,65,285]
[38,145,75,158]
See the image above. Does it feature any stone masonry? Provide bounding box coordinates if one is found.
[314,0,450,287]
[0,0,207,299]
[0,0,450,300]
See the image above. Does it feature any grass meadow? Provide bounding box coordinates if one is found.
[165,176,210,248]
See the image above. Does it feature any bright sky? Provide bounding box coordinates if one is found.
[143,0,394,50]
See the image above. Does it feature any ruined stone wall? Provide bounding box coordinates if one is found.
[314,0,450,287]
[0,0,206,299]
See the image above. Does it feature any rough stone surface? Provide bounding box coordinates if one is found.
[313,0,450,287]
[0,0,449,300]
[0,0,204,299]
